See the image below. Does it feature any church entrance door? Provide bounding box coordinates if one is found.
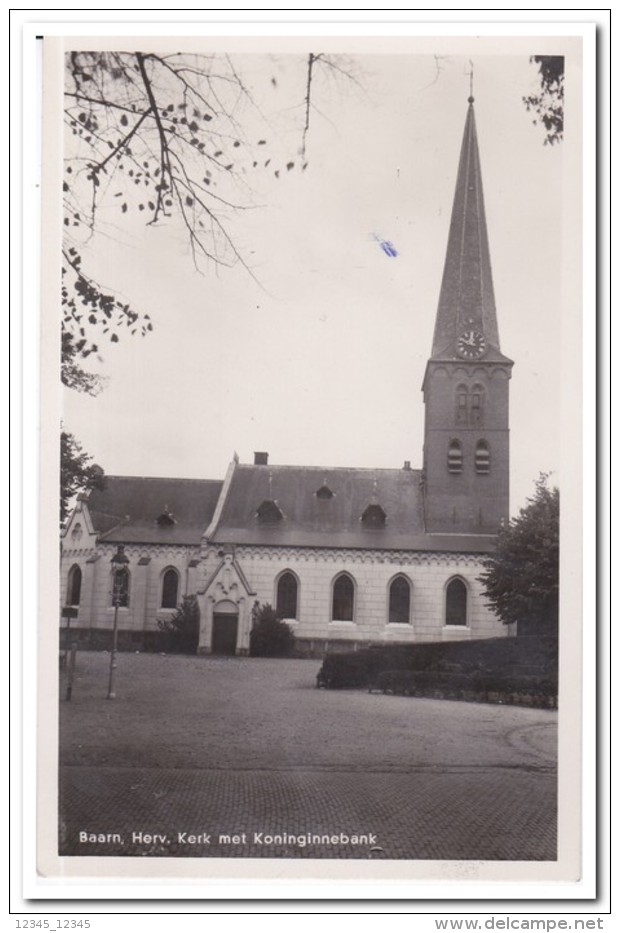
[212,613,239,655]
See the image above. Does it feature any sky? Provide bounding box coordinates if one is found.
[58,41,573,516]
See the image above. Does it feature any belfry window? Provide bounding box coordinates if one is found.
[475,440,491,474]
[66,564,82,607]
[161,568,180,609]
[112,567,130,608]
[332,574,355,622]
[388,576,411,625]
[276,571,298,619]
[446,578,468,626]
[448,439,463,473]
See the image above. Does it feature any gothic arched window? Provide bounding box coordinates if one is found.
[276,571,298,619]
[455,384,469,425]
[475,440,491,474]
[388,575,411,625]
[161,568,180,609]
[448,439,463,473]
[332,574,355,622]
[445,578,468,627]
[471,384,485,425]
[66,564,82,606]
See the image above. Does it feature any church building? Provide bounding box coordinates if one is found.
[60,96,516,656]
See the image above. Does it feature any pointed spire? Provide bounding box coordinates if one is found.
[430,97,501,359]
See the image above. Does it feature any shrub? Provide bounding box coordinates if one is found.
[249,603,295,657]
[317,650,376,688]
[317,641,558,708]
[157,595,200,654]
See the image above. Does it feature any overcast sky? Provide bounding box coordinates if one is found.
[59,41,573,516]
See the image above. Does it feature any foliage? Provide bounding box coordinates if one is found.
[60,429,106,523]
[374,669,556,707]
[157,594,201,654]
[249,602,295,657]
[523,55,564,145]
[478,475,559,635]
[316,635,558,689]
[63,50,360,365]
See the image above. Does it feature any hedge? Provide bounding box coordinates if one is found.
[316,637,558,708]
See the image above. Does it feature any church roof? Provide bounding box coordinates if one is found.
[208,461,496,553]
[87,475,223,545]
[430,99,511,364]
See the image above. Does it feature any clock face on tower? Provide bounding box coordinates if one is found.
[456,329,487,359]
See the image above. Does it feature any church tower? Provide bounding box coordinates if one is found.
[422,95,513,535]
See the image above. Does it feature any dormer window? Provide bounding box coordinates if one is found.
[315,483,334,500]
[156,507,176,526]
[256,499,284,524]
[361,503,387,528]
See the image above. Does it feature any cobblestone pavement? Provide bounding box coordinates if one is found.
[59,654,557,861]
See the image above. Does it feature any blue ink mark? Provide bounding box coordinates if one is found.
[372,233,398,257]
[380,239,398,257]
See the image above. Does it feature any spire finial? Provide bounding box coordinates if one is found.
[467,60,474,104]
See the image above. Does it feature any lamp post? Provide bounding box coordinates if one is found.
[107,545,129,700]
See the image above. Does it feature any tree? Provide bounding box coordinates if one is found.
[478,475,559,636]
[60,429,106,524]
[63,50,360,369]
[522,55,564,146]
[157,595,201,654]
[60,51,359,522]
[249,602,295,657]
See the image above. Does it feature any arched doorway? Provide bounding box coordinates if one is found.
[211,600,239,655]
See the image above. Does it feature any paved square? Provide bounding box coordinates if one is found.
[59,654,557,860]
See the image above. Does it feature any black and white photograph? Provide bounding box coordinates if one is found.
[30,25,593,896]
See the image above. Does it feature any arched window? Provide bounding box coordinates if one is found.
[455,384,469,425]
[161,568,180,609]
[112,567,130,608]
[448,439,463,473]
[332,574,355,622]
[445,578,468,626]
[388,575,411,625]
[471,384,485,425]
[276,571,298,619]
[475,440,491,474]
[66,564,82,606]
[71,522,83,542]
[455,383,485,425]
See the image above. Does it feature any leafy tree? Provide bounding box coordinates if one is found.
[478,475,559,636]
[60,429,106,523]
[249,602,295,657]
[523,55,564,145]
[60,51,358,521]
[157,594,201,654]
[63,50,360,368]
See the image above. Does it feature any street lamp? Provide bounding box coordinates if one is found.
[107,545,129,699]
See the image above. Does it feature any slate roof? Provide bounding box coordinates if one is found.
[431,100,512,365]
[87,476,223,545]
[209,462,496,553]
